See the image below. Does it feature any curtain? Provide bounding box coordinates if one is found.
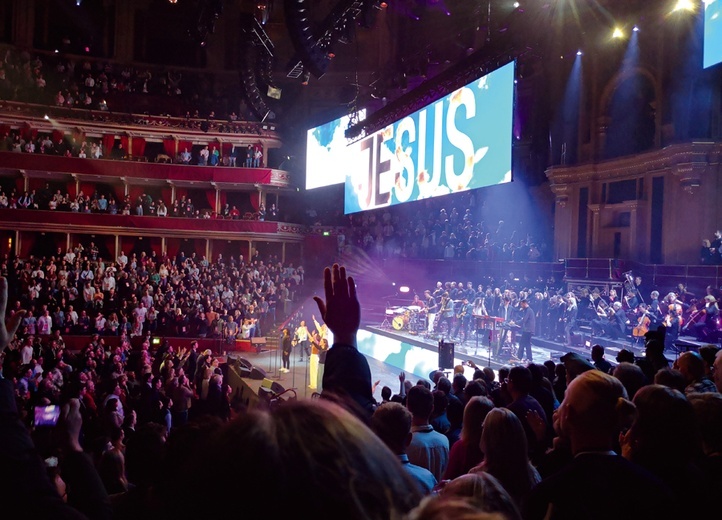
[163,138,176,157]
[249,191,260,211]
[112,184,126,203]
[221,142,233,157]
[66,181,77,198]
[52,129,64,143]
[102,135,116,156]
[132,137,146,158]
[79,183,96,198]
[205,190,216,211]
[120,136,129,155]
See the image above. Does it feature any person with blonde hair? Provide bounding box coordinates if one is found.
[470,408,540,507]
[443,396,494,480]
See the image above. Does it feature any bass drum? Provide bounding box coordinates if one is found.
[392,315,409,331]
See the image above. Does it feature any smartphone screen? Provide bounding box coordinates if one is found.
[34,405,60,427]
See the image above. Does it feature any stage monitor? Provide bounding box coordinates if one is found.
[305,109,367,190]
[705,0,722,69]
[344,61,515,214]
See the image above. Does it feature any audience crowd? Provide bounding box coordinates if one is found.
[339,191,552,262]
[0,184,278,222]
[1,262,720,519]
[0,46,255,122]
[4,245,304,342]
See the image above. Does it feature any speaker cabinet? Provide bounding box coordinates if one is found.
[250,366,267,380]
[438,341,455,369]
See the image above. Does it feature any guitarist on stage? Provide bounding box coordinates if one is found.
[453,297,473,341]
[423,290,438,334]
[437,292,454,337]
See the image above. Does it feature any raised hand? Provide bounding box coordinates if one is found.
[313,264,360,347]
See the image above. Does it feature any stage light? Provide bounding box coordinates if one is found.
[76,0,82,5]
[633,25,639,32]
[612,27,625,39]
[577,49,583,56]
[44,114,49,120]
[672,0,696,12]
[513,2,520,8]
[399,286,410,293]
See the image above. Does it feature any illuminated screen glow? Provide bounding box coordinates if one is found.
[344,61,515,214]
[305,109,366,190]
[705,0,722,68]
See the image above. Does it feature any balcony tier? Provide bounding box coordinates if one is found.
[0,152,292,190]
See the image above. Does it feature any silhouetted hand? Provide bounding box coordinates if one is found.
[313,264,359,347]
[0,277,24,352]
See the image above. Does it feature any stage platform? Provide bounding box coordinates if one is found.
[221,327,719,407]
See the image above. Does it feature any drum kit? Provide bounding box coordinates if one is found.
[384,305,425,333]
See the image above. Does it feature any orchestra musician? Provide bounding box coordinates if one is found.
[591,299,612,337]
[432,282,444,300]
[649,291,661,321]
[663,308,681,352]
[692,295,720,340]
[610,301,630,339]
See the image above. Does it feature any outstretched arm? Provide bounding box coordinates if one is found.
[313,265,372,415]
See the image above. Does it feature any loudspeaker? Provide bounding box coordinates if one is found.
[438,341,455,369]
[270,382,285,394]
[238,357,253,370]
[250,366,267,380]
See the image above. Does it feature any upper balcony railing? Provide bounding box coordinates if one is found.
[0,151,292,190]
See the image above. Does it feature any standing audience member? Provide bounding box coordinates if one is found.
[470,407,541,508]
[371,402,437,495]
[443,396,494,480]
[405,383,450,481]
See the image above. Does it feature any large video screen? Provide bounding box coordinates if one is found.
[705,0,722,69]
[305,109,366,190]
[344,61,515,214]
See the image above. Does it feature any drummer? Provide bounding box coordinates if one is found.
[410,293,425,311]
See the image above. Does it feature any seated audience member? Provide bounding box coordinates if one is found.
[620,385,707,516]
[524,370,681,520]
[443,396,494,480]
[371,402,437,494]
[470,408,541,508]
